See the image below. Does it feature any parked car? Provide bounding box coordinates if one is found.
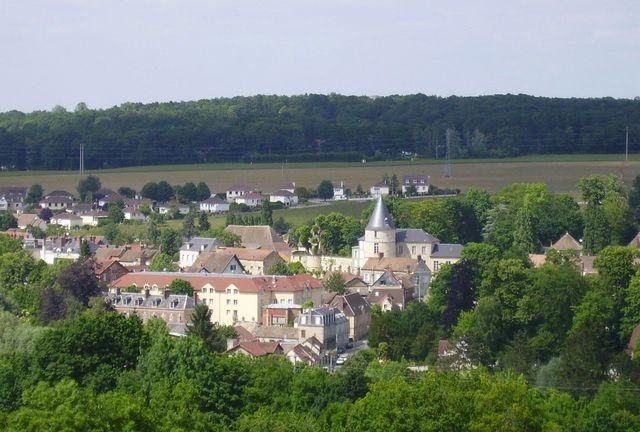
[336,355,347,366]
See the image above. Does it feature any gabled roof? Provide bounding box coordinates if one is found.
[180,237,223,252]
[629,232,640,248]
[366,196,394,230]
[224,225,289,251]
[371,269,404,287]
[402,175,429,185]
[271,189,295,197]
[217,247,280,262]
[187,252,245,274]
[330,293,372,317]
[550,232,582,251]
[93,259,129,277]
[237,192,264,200]
[227,341,283,357]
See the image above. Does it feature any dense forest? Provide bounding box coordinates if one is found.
[0,94,639,170]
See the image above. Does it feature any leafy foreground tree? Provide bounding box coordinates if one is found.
[76,175,101,202]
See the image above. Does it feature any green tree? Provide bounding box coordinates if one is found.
[76,175,101,202]
[181,182,198,202]
[160,229,181,256]
[107,200,125,224]
[186,303,235,352]
[141,181,158,200]
[117,186,136,198]
[182,211,197,239]
[31,311,147,391]
[198,211,211,232]
[168,279,194,297]
[148,253,178,272]
[266,261,290,275]
[324,271,347,294]
[25,183,44,204]
[260,200,273,226]
[317,179,334,201]
[156,180,174,203]
[196,181,211,201]
[0,213,17,231]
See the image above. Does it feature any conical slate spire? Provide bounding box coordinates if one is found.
[366,196,394,230]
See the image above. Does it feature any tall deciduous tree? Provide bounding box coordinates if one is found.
[317,180,334,201]
[324,271,347,294]
[77,175,101,202]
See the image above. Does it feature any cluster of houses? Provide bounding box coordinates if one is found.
[0,180,455,367]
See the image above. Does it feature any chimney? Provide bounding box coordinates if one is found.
[164,289,170,299]
[378,252,384,260]
[417,255,422,262]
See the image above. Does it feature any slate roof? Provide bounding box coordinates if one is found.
[396,228,439,244]
[180,237,223,252]
[105,292,195,311]
[366,196,394,230]
[430,243,464,258]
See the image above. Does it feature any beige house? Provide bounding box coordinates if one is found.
[217,247,284,275]
[329,293,372,342]
[110,272,323,326]
[295,307,349,350]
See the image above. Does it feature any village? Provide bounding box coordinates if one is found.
[0,172,614,372]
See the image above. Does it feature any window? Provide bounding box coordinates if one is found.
[226,310,230,315]
[422,246,426,254]
[411,246,416,255]
[226,288,231,294]
[374,243,379,254]
[233,289,238,295]
[226,299,231,305]
[233,299,238,305]
[209,299,214,305]
[230,264,236,271]
[434,261,439,271]
[301,330,306,338]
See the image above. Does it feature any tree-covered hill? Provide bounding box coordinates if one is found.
[0,94,638,170]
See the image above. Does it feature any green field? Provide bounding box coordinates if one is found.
[2,155,639,197]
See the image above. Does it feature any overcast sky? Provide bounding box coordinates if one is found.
[1,0,639,113]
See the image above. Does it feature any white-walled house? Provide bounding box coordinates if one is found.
[226,185,256,203]
[199,196,230,213]
[270,190,298,207]
[402,175,430,195]
[235,193,264,207]
[370,181,390,197]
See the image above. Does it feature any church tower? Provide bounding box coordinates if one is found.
[362,195,396,259]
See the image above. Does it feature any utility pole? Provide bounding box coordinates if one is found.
[79,143,84,174]
[626,125,629,162]
[444,129,451,178]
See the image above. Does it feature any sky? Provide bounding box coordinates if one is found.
[1,0,639,113]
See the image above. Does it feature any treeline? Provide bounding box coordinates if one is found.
[2,309,640,431]
[0,94,638,170]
